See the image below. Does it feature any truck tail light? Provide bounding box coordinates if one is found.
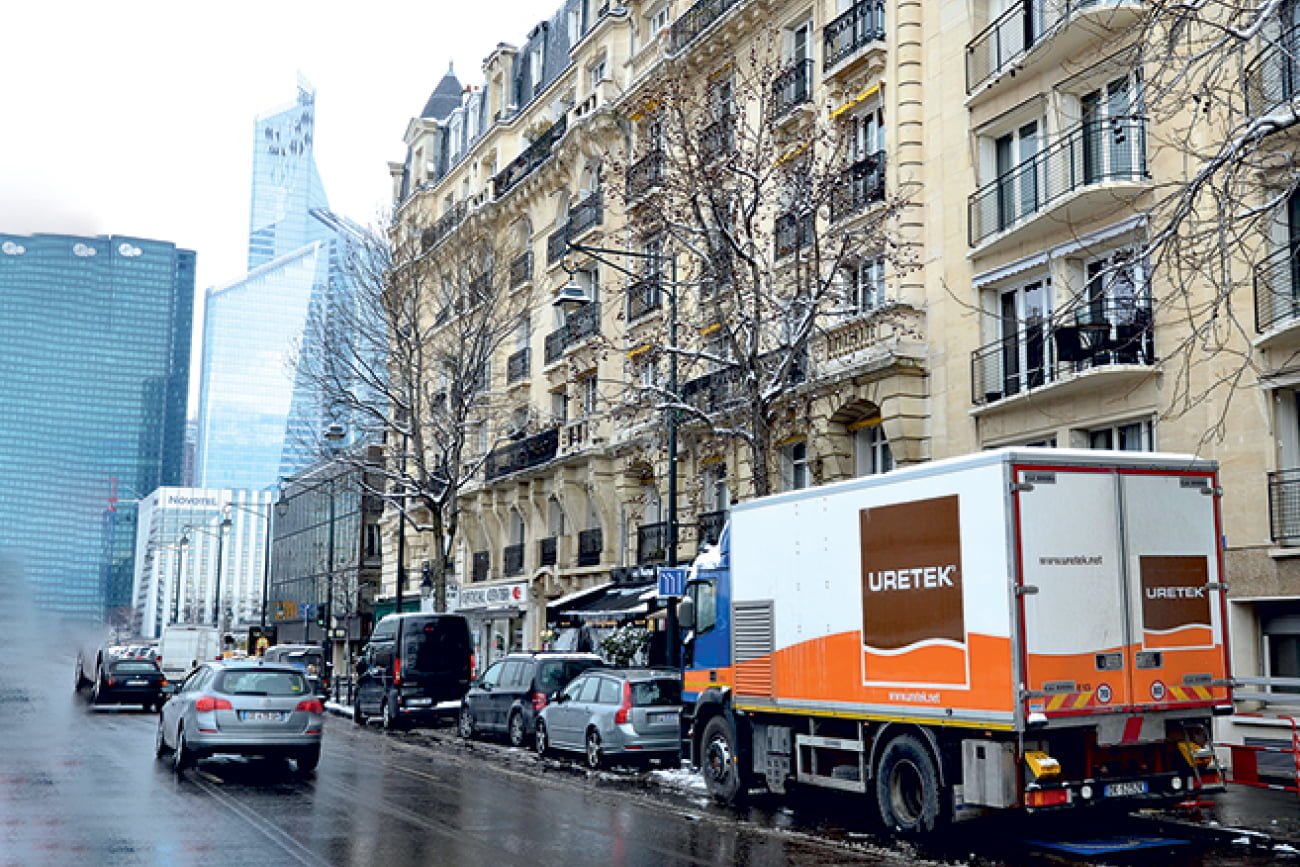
[194,696,233,713]
[614,681,633,725]
[1025,788,1070,808]
[295,699,324,714]
[394,655,402,686]
[531,690,548,712]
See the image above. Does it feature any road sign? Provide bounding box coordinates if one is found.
[657,567,688,598]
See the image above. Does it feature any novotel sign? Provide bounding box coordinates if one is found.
[165,494,221,508]
[457,581,528,611]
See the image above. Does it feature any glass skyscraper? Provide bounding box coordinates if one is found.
[0,233,193,620]
[196,79,363,491]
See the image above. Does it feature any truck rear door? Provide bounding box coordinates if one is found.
[1014,464,1229,720]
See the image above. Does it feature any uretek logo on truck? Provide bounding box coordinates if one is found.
[858,494,967,688]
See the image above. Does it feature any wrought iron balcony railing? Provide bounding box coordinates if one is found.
[1256,244,1300,333]
[697,509,727,548]
[506,347,531,383]
[538,536,558,567]
[771,59,814,120]
[626,275,662,321]
[700,113,736,161]
[577,528,603,567]
[421,201,468,252]
[484,426,559,481]
[503,543,525,577]
[1246,26,1300,119]
[510,251,533,287]
[830,151,886,223]
[668,0,741,53]
[970,299,1154,405]
[569,189,604,237]
[626,150,666,200]
[823,0,885,71]
[472,551,490,582]
[637,521,670,564]
[492,116,568,199]
[547,224,570,265]
[544,302,602,364]
[775,209,814,259]
[968,116,1147,247]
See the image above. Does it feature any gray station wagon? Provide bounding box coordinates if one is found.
[535,668,682,768]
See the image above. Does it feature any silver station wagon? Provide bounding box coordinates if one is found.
[535,668,682,768]
[156,659,324,774]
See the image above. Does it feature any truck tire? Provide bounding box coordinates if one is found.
[701,716,748,805]
[875,734,946,835]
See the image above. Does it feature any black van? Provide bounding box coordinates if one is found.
[353,613,472,730]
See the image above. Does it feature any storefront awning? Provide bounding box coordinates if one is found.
[546,582,614,611]
[556,583,658,620]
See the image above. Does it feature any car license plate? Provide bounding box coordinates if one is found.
[1103,781,1148,798]
[240,710,285,722]
[650,711,677,725]
[127,680,149,686]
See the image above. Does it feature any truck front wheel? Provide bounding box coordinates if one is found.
[701,716,748,804]
[875,734,946,835]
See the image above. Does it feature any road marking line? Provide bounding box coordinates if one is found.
[191,775,318,866]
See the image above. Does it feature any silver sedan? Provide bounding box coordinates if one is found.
[156,659,324,774]
[535,668,682,768]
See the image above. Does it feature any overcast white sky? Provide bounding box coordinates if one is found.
[0,0,552,304]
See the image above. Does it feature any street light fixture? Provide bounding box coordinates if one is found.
[557,240,681,668]
[182,514,232,631]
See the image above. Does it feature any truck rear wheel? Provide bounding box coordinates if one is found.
[701,716,748,805]
[875,734,945,835]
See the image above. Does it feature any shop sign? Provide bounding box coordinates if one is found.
[457,581,527,611]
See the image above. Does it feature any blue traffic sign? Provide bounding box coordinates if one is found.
[657,567,688,598]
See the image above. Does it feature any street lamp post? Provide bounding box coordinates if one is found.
[321,423,346,690]
[171,535,188,626]
[182,515,232,631]
[558,240,680,668]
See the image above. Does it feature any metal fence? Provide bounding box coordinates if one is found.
[823,0,885,70]
[771,59,814,119]
[966,0,1109,93]
[1269,469,1300,544]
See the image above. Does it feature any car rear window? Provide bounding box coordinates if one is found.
[405,618,469,673]
[111,661,159,673]
[536,659,602,694]
[216,669,309,696]
[632,679,681,707]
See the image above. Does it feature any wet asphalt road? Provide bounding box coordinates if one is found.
[0,645,1293,866]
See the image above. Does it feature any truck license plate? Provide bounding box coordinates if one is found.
[1103,781,1148,798]
[240,711,285,722]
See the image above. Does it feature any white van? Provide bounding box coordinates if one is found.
[157,625,222,688]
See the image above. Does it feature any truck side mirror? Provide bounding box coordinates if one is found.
[677,597,696,631]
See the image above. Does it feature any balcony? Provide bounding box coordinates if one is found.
[547,225,570,265]
[484,426,559,481]
[697,509,727,548]
[968,116,1147,250]
[510,251,533,287]
[626,150,666,201]
[830,151,886,223]
[971,299,1154,407]
[637,522,670,565]
[421,201,468,252]
[577,528,603,567]
[682,367,746,414]
[823,0,885,73]
[774,209,814,259]
[503,543,525,577]
[700,113,736,161]
[669,0,741,54]
[506,347,531,384]
[492,116,568,199]
[1247,28,1300,119]
[472,551,490,582]
[626,275,663,322]
[1256,245,1300,338]
[544,302,602,364]
[771,59,814,120]
[966,0,1145,97]
[569,189,604,238]
[538,536,558,567]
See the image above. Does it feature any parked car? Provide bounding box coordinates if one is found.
[535,668,682,769]
[353,613,473,731]
[89,656,167,711]
[458,652,605,747]
[262,644,328,697]
[156,659,324,774]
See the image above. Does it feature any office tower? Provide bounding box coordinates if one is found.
[0,233,193,619]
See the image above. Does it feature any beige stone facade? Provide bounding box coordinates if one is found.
[387,0,1300,684]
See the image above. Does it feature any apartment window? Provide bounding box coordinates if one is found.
[781,441,810,491]
[1082,250,1145,326]
[1086,418,1153,451]
[709,75,735,119]
[580,373,599,416]
[849,105,885,161]
[853,422,893,476]
[994,121,1041,231]
[787,18,813,65]
[994,277,1050,396]
[365,524,382,559]
[589,56,607,90]
[550,388,568,426]
[1079,72,1143,185]
[530,45,544,94]
[648,2,670,34]
[703,463,729,513]
[844,257,886,314]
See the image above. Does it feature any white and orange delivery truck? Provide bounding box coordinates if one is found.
[676,448,1232,834]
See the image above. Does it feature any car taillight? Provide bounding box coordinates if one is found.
[531,690,547,712]
[107,677,117,686]
[295,699,324,714]
[194,696,233,713]
[614,681,633,725]
[1025,788,1070,808]
[161,679,168,687]
[394,655,402,687]
[469,654,476,677]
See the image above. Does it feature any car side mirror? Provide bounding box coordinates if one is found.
[677,597,696,631]
[551,691,566,704]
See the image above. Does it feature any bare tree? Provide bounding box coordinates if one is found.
[605,32,905,497]
[296,218,534,611]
